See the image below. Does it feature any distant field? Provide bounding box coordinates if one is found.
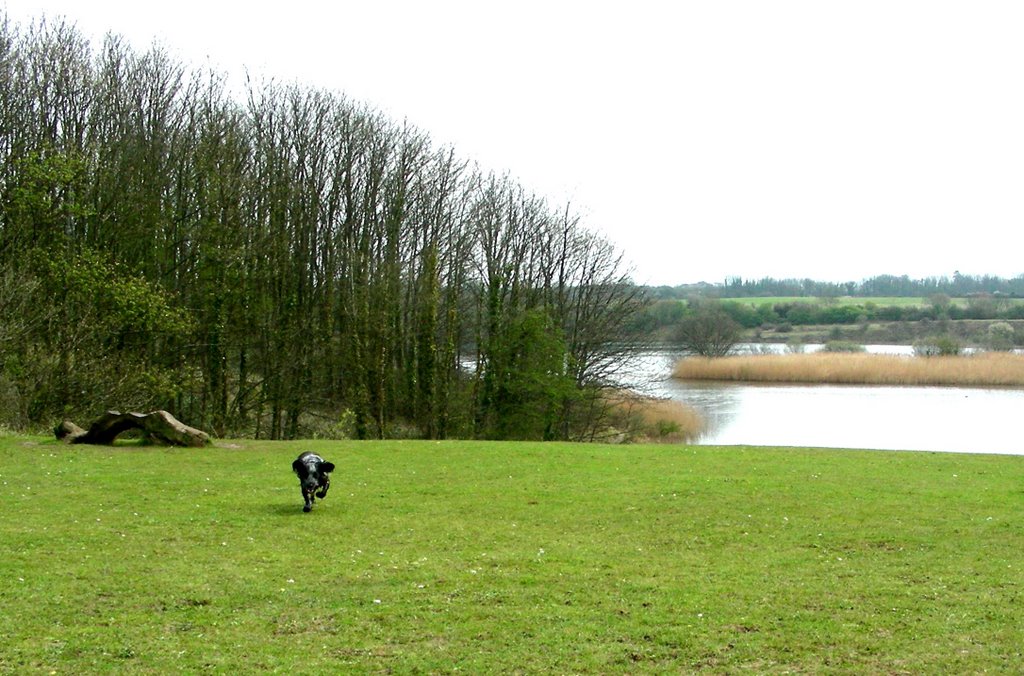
[2,436,1023,672]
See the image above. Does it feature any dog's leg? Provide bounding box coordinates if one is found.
[302,487,314,512]
[316,477,330,499]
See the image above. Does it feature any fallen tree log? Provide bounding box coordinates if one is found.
[55,410,212,447]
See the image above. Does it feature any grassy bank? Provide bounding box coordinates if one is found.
[2,436,1023,672]
[674,351,1024,387]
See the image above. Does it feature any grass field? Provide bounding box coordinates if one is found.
[3,436,1023,673]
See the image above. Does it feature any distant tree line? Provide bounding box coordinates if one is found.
[0,15,647,440]
[634,295,1024,338]
[737,298,1024,328]
[647,273,1024,300]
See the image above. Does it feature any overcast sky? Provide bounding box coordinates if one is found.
[4,1,1023,286]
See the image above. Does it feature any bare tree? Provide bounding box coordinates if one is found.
[676,300,741,357]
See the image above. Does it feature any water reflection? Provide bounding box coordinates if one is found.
[624,347,1024,455]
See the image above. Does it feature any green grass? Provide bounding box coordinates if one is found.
[3,436,1023,673]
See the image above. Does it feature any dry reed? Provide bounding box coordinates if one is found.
[672,351,1024,387]
[606,391,705,442]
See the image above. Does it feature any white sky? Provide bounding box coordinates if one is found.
[4,1,1023,286]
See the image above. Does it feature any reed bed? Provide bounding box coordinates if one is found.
[606,391,705,442]
[673,351,1024,387]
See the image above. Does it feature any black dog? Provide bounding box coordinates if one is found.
[292,451,335,512]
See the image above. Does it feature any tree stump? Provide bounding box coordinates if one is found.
[55,410,212,447]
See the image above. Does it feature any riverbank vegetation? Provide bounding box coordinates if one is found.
[3,437,1022,673]
[606,391,704,442]
[634,292,1024,352]
[674,351,1024,387]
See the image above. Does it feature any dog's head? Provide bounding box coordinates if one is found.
[293,452,335,501]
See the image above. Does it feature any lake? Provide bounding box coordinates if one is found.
[624,348,1024,455]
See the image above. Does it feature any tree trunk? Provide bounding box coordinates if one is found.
[55,410,212,446]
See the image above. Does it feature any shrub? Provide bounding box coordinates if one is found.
[1,249,193,428]
[818,304,864,324]
[606,392,704,443]
[675,301,741,357]
[756,304,780,325]
[965,295,998,319]
[720,301,762,328]
[986,322,1015,351]
[821,341,866,353]
[914,335,963,356]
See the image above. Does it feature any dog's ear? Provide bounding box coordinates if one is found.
[292,458,305,475]
[320,461,335,474]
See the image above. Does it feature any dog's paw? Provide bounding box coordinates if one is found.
[315,488,328,499]
[303,504,312,512]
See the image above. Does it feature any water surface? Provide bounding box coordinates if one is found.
[625,348,1024,455]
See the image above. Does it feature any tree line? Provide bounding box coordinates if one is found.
[0,15,648,440]
[636,295,1024,336]
[717,297,1024,329]
[647,273,1024,300]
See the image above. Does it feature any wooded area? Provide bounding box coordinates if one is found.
[0,15,648,440]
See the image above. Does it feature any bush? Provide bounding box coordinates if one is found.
[786,339,806,354]
[985,322,1015,351]
[0,249,193,428]
[817,305,864,324]
[675,301,741,357]
[914,336,963,356]
[821,341,866,353]
[720,301,762,328]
